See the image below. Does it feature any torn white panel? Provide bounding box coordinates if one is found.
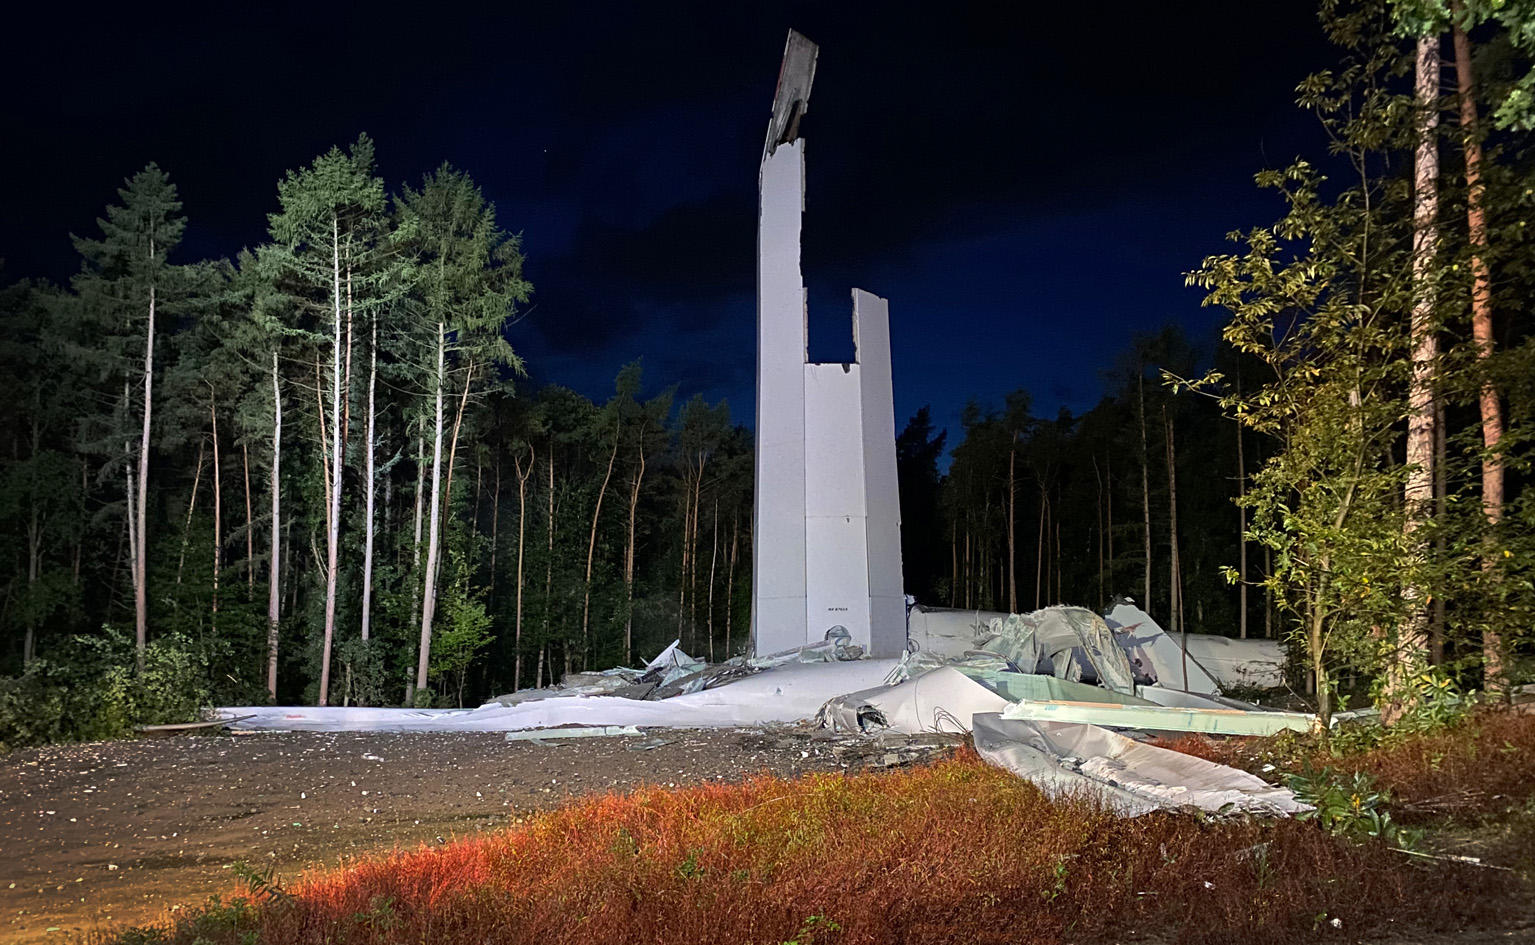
[1000,698,1318,737]
[1183,633,1286,690]
[820,666,1014,735]
[504,726,642,741]
[905,604,1007,658]
[971,713,1306,817]
[981,608,1137,695]
[218,659,901,734]
[1104,602,1225,694]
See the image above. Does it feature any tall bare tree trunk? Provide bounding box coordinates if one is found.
[582,414,622,668]
[1394,32,1441,722]
[1452,18,1507,695]
[266,352,281,699]
[624,434,647,665]
[210,393,222,620]
[1433,398,1447,663]
[1138,375,1152,611]
[133,277,156,673]
[725,511,738,658]
[544,437,555,676]
[1035,485,1046,610]
[316,356,331,536]
[1054,505,1062,603]
[1264,545,1274,640]
[1007,444,1018,613]
[1093,455,1104,604]
[1106,454,1114,592]
[950,520,958,607]
[707,497,719,660]
[439,362,476,581]
[121,445,135,621]
[689,458,706,646]
[243,442,254,597]
[415,324,447,694]
[1165,411,1181,635]
[318,218,345,707]
[177,437,206,586]
[677,464,693,639]
[489,455,502,605]
[24,415,41,665]
[513,444,533,690]
[1166,410,1187,688]
[1236,393,1248,640]
[360,315,378,641]
[405,425,425,705]
[342,263,353,446]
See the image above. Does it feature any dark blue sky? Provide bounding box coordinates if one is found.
[1,2,1337,440]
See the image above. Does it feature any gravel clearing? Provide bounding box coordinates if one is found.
[1,727,955,943]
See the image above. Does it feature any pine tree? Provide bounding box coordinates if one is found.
[70,164,191,672]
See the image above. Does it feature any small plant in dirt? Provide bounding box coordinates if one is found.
[230,861,290,904]
[781,914,841,945]
[1288,767,1418,848]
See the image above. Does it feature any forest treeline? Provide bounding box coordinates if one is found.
[0,137,754,727]
[3,0,1535,742]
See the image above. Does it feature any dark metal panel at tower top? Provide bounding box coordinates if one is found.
[764,30,819,161]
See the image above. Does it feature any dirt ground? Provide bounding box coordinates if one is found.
[6,728,1533,945]
[2,726,940,944]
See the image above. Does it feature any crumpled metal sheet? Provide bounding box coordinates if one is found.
[818,666,1014,735]
[978,607,1137,695]
[971,712,1307,817]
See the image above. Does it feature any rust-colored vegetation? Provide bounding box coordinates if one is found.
[1157,707,1535,822]
[107,748,1503,945]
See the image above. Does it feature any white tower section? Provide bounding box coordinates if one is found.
[752,31,905,659]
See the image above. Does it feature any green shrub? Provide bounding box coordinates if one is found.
[0,628,210,752]
[1288,766,1419,848]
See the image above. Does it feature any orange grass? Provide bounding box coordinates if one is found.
[108,748,1502,945]
[1156,708,1535,821]
[1328,709,1535,813]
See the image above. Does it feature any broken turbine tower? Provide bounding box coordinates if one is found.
[752,30,906,659]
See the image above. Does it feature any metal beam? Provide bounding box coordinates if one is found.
[764,30,818,160]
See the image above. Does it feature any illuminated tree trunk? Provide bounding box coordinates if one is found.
[513,443,533,689]
[1138,374,1152,610]
[1393,33,1441,722]
[1452,19,1507,695]
[582,413,621,668]
[415,323,447,694]
[1007,443,1018,613]
[318,217,345,707]
[176,437,205,586]
[266,352,281,699]
[133,279,155,672]
[360,315,378,641]
[624,433,647,665]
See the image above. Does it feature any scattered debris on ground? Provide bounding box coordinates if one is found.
[0,726,951,944]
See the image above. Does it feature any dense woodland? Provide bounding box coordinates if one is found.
[2,0,1534,740]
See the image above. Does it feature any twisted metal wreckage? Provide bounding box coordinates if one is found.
[221,32,1314,818]
[220,602,1309,817]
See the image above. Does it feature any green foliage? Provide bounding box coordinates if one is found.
[430,552,494,706]
[0,629,209,752]
[1386,0,1535,129]
[781,915,843,945]
[1288,766,1418,847]
[230,861,291,904]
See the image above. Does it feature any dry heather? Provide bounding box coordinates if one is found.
[105,748,1503,945]
[1157,706,1535,821]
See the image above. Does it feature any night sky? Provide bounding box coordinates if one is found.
[2,2,1337,438]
